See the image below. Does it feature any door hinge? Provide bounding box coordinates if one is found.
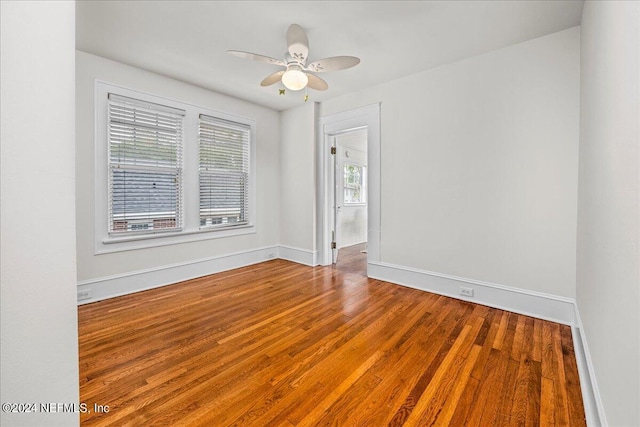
[331,241,337,249]
[330,146,336,155]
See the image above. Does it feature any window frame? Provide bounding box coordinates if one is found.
[198,114,251,231]
[107,93,186,236]
[95,81,256,254]
[343,162,367,206]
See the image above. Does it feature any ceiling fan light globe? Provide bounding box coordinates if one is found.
[282,67,308,91]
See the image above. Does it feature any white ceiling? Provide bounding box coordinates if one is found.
[337,129,368,153]
[76,1,583,112]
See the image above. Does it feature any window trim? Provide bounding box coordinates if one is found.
[343,162,367,206]
[95,81,256,254]
[107,93,186,236]
[198,114,251,231]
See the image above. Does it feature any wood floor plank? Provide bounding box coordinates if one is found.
[387,302,470,426]
[496,358,521,426]
[426,343,482,426]
[276,298,419,425]
[296,350,384,426]
[470,309,501,380]
[448,376,480,426]
[552,324,572,427]
[541,376,556,426]
[532,318,543,363]
[510,354,534,426]
[78,244,586,426]
[464,311,519,427]
[492,310,509,350]
[404,318,484,426]
[335,309,441,426]
[561,325,587,426]
[230,297,400,425]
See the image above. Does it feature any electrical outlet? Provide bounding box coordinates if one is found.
[78,289,92,301]
[459,287,474,297]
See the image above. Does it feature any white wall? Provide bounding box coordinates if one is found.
[320,27,580,298]
[76,52,280,285]
[279,102,317,262]
[1,2,80,426]
[577,1,640,425]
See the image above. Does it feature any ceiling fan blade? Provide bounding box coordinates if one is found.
[227,50,285,66]
[260,70,285,87]
[306,56,360,73]
[306,73,328,91]
[286,24,309,64]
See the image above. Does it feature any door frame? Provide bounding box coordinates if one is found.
[317,103,381,268]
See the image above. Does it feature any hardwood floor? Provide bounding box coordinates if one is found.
[78,247,585,426]
[333,243,368,277]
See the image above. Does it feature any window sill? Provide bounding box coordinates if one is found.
[97,224,255,254]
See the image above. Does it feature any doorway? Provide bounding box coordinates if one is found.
[317,103,381,270]
[332,129,368,265]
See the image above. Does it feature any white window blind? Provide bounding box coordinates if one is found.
[199,115,250,228]
[108,93,185,235]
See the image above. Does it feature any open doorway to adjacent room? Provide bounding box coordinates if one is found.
[332,129,368,273]
[318,103,380,272]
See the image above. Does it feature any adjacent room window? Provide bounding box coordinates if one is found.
[199,115,250,229]
[107,94,184,235]
[344,163,366,204]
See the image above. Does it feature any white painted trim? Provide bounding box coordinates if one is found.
[96,225,257,254]
[572,307,608,426]
[317,103,381,266]
[77,246,278,304]
[278,245,318,267]
[94,80,258,255]
[367,260,576,325]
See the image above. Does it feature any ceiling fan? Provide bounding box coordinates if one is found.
[228,24,360,92]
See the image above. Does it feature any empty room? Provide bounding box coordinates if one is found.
[1,1,638,426]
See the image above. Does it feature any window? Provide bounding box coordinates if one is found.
[344,163,366,204]
[199,115,250,229]
[107,94,184,235]
[95,82,256,253]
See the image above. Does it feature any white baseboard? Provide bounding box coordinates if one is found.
[77,246,279,305]
[572,307,607,427]
[367,261,576,325]
[278,245,318,266]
